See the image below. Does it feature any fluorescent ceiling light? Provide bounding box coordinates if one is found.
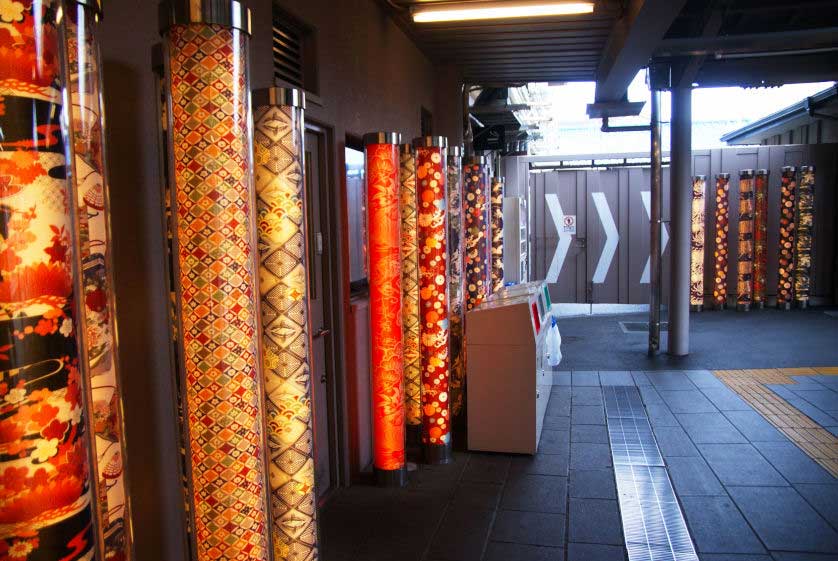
[412,1,594,23]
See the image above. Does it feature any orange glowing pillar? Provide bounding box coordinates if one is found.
[794,166,815,309]
[463,156,490,311]
[400,144,422,438]
[690,175,706,311]
[777,167,797,310]
[713,173,730,310]
[490,177,505,294]
[364,132,407,486]
[414,137,452,464]
[753,170,769,308]
[736,170,754,311]
[447,146,466,418]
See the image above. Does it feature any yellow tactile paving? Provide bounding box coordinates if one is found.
[714,367,838,479]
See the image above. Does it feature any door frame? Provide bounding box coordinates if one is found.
[304,119,348,503]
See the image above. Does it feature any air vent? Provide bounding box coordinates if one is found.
[271,8,318,94]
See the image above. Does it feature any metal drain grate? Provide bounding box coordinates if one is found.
[619,321,669,334]
[606,387,698,561]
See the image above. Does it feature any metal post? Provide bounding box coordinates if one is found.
[649,89,662,355]
[668,87,692,356]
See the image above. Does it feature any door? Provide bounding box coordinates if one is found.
[304,126,337,500]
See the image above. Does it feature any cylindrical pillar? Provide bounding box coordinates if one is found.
[447,147,466,419]
[65,1,133,557]
[737,170,755,312]
[795,165,815,309]
[777,167,797,310]
[253,88,320,561]
[463,156,490,311]
[753,170,769,308]
[160,2,273,558]
[713,174,731,310]
[0,1,100,557]
[490,177,505,294]
[690,176,706,312]
[399,143,422,441]
[668,87,691,356]
[414,136,452,465]
[648,90,662,355]
[363,132,407,486]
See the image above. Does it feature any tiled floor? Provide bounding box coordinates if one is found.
[320,370,838,561]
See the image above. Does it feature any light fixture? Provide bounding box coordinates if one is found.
[414,136,452,464]
[776,167,797,310]
[253,87,320,561]
[412,1,594,23]
[690,176,706,311]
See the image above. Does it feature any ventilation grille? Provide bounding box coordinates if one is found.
[272,20,304,88]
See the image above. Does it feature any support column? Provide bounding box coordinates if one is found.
[648,90,663,355]
[668,87,692,356]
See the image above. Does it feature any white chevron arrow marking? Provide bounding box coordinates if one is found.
[640,190,670,284]
[591,192,618,284]
[546,193,572,283]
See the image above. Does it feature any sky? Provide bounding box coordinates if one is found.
[519,71,835,155]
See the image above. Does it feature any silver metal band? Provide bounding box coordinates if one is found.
[463,155,487,166]
[253,87,305,109]
[447,146,462,157]
[159,0,252,35]
[363,132,402,145]
[412,136,448,148]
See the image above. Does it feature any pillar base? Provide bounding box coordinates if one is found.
[375,466,407,488]
[795,300,809,310]
[690,304,703,312]
[777,301,792,311]
[754,301,765,310]
[736,303,751,312]
[713,302,726,311]
[406,424,422,447]
[423,443,453,465]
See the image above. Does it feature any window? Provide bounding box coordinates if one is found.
[272,6,319,95]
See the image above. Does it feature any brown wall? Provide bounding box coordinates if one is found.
[98,0,455,559]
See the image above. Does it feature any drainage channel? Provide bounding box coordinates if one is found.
[603,385,698,561]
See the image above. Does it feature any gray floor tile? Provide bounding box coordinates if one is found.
[632,371,653,386]
[571,424,609,444]
[568,498,623,545]
[553,372,572,386]
[547,396,571,417]
[572,371,600,386]
[680,495,766,554]
[766,384,799,401]
[491,510,566,547]
[786,398,838,427]
[698,443,787,486]
[510,452,569,477]
[572,405,606,425]
[828,426,838,438]
[790,376,830,389]
[501,474,568,514]
[685,370,726,389]
[678,413,748,444]
[700,387,752,411]
[647,371,698,390]
[722,411,788,442]
[751,441,835,484]
[451,481,502,510]
[428,507,495,561]
[569,469,616,499]
[462,454,512,484]
[794,389,838,412]
[484,542,565,561]
[552,386,572,400]
[599,371,634,386]
[568,543,625,561]
[700,555,773,561]
[794,484,838,529]
[660,389,718,414]
[539,430,571,455]
[646,402,681,427]
[639,385,665,405]
[570,442,613,470]
[572,386,603,406]
[654,425,701,457]
[544,416,571,430]
[666,456,726,496]
[728,486,838,552]
[770,553,838,561]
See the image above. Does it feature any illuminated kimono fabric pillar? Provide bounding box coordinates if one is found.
[414,137,452,464]
[399,144,422,434]
[446,147,466,418]
[713,173,730,310]
[752,170,769,308]
[364,132,407,487]
[736,170,755,311]
[0,1,100,557]
[777,167,797,310]
[65,1,133,556]
[160,2,273,558]
[253,88,319,561]
[794,166,815,309]
[490,177,505,294]
[463,156,490,311]
[690,176,706,311]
